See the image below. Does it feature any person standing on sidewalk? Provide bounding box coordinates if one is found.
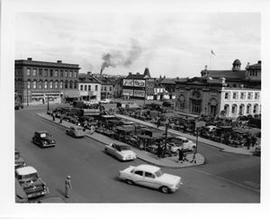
[178,148,184,163]
[65,175,72,198]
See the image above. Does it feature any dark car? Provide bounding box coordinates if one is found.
[32,131,56,148]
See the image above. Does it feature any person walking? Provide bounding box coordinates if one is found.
[59,116,63,124]
[65,175,72,198]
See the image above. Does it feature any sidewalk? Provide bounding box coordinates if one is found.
[115,114,254,156]
[37,112,205,168]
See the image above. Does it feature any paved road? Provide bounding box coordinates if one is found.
[15,106,260,202]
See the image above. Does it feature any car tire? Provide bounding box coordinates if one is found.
[160,186,170,194]
[126,179,134,185]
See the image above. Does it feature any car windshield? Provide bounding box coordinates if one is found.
[118,145,130,151]
[155,169,163,177]
[20,173,38,180]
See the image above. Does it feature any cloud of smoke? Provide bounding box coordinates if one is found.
[100,39,142,74]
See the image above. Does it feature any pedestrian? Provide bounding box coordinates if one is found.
[52,113,55,121]
[190,152,197,164]
[178,148,184,163]
[90,125,95,134]
[65,175,72,198]
[59,116,63,124]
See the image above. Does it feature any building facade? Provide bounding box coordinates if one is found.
[78,73,101,102]
[175,59,261,119]
[122,68,154,99]
[15,58,80,105]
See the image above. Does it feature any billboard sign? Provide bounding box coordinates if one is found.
[123,79,134,87]
[122,89,133,96]
[133,79,145,87]
[133,90,145,97]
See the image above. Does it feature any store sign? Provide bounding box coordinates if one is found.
[122,89,133,96]
[123,79,134,87]
[133,90,145,97]
[133,80,145,87]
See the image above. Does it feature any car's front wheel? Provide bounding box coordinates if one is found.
[126,179,134,185]
[160,186,170,193]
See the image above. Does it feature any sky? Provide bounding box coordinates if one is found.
[15,12,260,78]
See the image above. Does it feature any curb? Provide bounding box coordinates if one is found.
[37,113,206,169]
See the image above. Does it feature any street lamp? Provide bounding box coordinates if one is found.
[47,94,50,111]
[163,119,169,157]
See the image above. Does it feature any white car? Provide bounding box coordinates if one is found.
[104,143,137,161]
[169,136,196,153]
[119,164,183,193]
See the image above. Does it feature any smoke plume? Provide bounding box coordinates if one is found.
[100,39,142,74]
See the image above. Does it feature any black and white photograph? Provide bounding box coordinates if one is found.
[1,0,270,218]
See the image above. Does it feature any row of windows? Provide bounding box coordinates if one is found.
[224,103,260,115]
[26,80,78,89]
[80,84,99,92]
[249,69,259,77]
[101,86,113,92]
[23,68,78,78]
[224,91,260,100]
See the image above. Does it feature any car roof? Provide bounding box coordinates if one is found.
[136,164,160,172]
[16,166,37,175]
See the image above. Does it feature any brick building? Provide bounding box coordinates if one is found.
[15,58,80,105]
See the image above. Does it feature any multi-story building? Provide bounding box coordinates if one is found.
[15,58,80,105]
[175,60,261,118]
[122,68,155,100]
[78,73,101,102]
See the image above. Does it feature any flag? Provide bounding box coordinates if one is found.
[211,50,216,56]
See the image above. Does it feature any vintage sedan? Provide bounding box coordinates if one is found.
[32,131,56,148]
[104,143,137,161]
[66,126,89,138]
[119,164,182,193]
[169,136,196,153]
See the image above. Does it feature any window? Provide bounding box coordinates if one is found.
[232,92,238,99]
[44,69,48,77]
[32,81,37,89]
[240,92,245,99]
[110,86,112,91]
[246,104,251,114]
[32,69,37,76]
[27,68,31,76]
[255,92,260,100]
[145,172,155,178]
[38,81,42,89]
[64,70,67,77]
[50,69,53,77]
[69,71,72,78]
[70,81,73,89]
[88,85,91,91]
[27,81,31,89]
[54,70,58,77]
[95,85,98,91]
[39,69,43,77]
[44,81,48,89]
[84,85,87,91]
[60,81,63,89]
[49,81,53,89]
[104,86,107,91]
[65,81,68,89]
[74,81,77,89]
[55,81,58,89]
[225,92,229,99]
[248,92,253,100]
[60,70,64,77]
[253,104,259,114]
[73,72,77,78]
[134,171,143,176]
[80,85,83,90]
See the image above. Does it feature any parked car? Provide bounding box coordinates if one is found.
[104,143,137,161]
[32,131,56,148]
[119,164,183,193]
[15,149,26,169]
[15,166,49,199]
[66,126,89,138]
[168,136,196,153]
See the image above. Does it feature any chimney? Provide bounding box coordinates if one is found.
[57,60,62,63]
[245,62,250,70]
[258,60,261,64]
[27,57,32,61]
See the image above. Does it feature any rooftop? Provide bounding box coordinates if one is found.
[136,164,160,172]
[16,166,37,176]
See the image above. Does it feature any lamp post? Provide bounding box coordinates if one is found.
[163,119,169,157]
[47,94,50,111]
